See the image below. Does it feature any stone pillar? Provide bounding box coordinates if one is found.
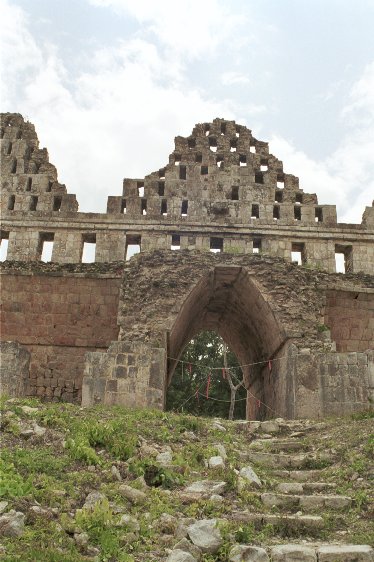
[82,341,166,409]
[0,341,30,397]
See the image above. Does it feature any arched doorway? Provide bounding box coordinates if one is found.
[167,266,287,419]
[166,330,247,419]
[83,251,335,419]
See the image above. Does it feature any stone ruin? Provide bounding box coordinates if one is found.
[0,112,373,419]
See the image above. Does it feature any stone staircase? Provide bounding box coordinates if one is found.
[225,417,373,561]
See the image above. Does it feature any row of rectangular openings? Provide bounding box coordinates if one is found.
[254,205,320,221]
[133,180,295,202]
[1,232,354,273]
[81,233,96,263]
[25,178,53,192]
[169,238,351,272]
[291,242,307,265]
[0,231,9,261]
[335,244,353,273]
[39,233,98,263]
[6,195,62,212]
[158,201,189,216]
[169,235,263,254]
[39,232,55,262]
[126,234,141,261]
[211,237,262,254]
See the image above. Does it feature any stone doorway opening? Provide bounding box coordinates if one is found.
[167,266,287,420]
[165,330,247,419]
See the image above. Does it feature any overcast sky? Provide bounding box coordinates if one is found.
[1,0,374,222]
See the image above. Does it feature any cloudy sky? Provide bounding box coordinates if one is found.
[1,0,374,222]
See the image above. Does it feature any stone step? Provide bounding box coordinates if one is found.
[272,469,324,482]
[249,439,310,452]
[259,544,373,562]
[261,492,352,510]
[231,511,324,530]
[244,451,333,469]
[276,482,337,494]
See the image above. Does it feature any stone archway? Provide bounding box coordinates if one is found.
[167,266,287,418]
[83,250,345,419]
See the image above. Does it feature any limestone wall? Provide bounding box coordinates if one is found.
[82,341,165,409]
[0,341,30,397]
[0,264,122,401]
[325,290,374,352]
[1,113,373,418]
[1,113,373,275]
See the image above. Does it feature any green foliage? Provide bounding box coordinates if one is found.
[86,420,136,460]
[74,499,128,559]
[351,410,374,420]
[302,455,332,469]
[35,404,73,429]
[354,490,369,510]
[0,458,32,498]
[1,548,83,562]
[75,498,113,534]
[2,447,69,476]
[65,436,101,466]
[166,330,246,419]
[128,459,184,488]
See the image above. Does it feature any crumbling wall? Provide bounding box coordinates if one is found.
[1,113,373,417]
[325,290,374,352]
[82,341,165,409]
[1,113,373,274]
[0,263,123,401]
[0,341,30,397]
[83,252,373,417]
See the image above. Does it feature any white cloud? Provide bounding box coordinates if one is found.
[342,61,374,125]
[1,0,234,211]
[270,62,374,223]
[0,0,42,104]
[221,71,250,86]
[2,0,373,225]
[89,0,245,58]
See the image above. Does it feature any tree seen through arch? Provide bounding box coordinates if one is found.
[166,331,247,419]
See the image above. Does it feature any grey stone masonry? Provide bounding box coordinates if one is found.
[0,341,30,397]
[1,113,373,274]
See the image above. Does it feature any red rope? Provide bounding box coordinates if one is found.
[206,373,211,399]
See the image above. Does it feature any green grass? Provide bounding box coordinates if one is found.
[1,397,373,561]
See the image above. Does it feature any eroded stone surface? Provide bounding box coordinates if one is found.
[229,544,269,562]
[0,113,373,418]
[187,519,223,554]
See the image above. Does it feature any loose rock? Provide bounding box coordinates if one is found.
[111,465,122,481]
[271,544,316,562]
[239,466,262,488]
[83,491,107,510]
[166,550,197,562]
[157,450,173,465]
[187,519,223,554]
[208,456,225,469]
[0,510,25,538]
[229,544,269,562]
[118,484,147,504]
[0,502,9,515]
[174,537,202,560]
[317,545,373,562]
[117,514,140,532]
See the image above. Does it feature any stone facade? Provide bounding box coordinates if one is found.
[0,341,30,398]
[1,112,373,417]
[0,262,122,401]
